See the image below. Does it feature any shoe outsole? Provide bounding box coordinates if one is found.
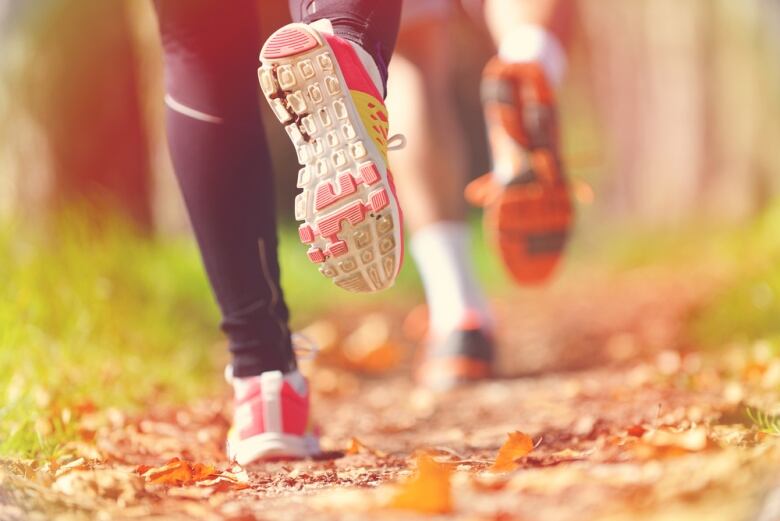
[481,60,573,286]
[488,173,572,286]
[259,23,403,293]
[228,432,320,465]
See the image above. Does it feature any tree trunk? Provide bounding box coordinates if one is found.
[1,0,152,229]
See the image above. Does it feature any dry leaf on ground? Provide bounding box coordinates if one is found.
[345,437,386,457]
[632,427,712,460]
[342,314,403,374]
[135,458,248,491]
[53,468,144,503]
[388,453,453,514]
[490,432,534,472]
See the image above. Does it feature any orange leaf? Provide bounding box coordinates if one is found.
[191,462,217,481]
[139,458,241,490]
[342,314,402,374]
[345,437,386,457]
[389,453,452,514]
[490,432,534,472]
[201,476,251,492]
[146,459,194,485]
[345,437,363,455]
[134,464,151,475]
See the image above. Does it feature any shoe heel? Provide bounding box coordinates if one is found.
[261,23,321,60]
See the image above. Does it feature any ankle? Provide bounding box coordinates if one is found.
[411,222,493,338]
[309,18,386,97]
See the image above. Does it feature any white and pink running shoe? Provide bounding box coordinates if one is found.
[259,20,404,293]
[226,370,320,465]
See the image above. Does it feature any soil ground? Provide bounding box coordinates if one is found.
[3,267,780,521]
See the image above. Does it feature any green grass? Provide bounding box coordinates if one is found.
[688,203,780,350]
[0,217,219,457]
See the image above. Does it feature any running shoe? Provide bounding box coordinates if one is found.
[466,59,573,286]
[227,369,320,464]
[259,21,404,293]
[416,312,495,391]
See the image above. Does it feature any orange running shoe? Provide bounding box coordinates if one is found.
[466,58,573,286]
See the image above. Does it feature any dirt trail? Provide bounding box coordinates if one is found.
[4,268,780,521]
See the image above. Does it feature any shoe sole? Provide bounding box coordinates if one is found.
[488,169,573,285]
[259,23,403,293]
[228,432,320,465]
[482,62,573,285]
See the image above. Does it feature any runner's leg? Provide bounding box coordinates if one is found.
[288,0,402,94]
[154,0,295,378]
[387,6,492,340]
[467,0,574,284]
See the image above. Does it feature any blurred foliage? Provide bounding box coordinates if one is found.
[0,214,218,457]
[570,199,780,352]
[747,406,780,436]
[690,202,780,350]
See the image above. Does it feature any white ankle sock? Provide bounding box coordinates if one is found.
[410,222,491,338]
[309,18,385,97]
[498,24,567,87]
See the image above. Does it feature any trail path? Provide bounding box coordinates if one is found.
[4,268,780,520]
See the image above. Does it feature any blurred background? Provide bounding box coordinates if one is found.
[1,0,779,456]
[1,0,778,227]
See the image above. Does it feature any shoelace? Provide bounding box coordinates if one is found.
[386,133,407,151]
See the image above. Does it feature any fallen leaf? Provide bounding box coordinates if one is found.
[549,448,592,461]
[192,462,218,481]
[632,427,712,460]
[388,453,452,514]
[53,468,143,503]
[134,464,152,475]
[345,437,363,455]
[146,460,195,485]
[201,475,251,492]
[342,314,403,374]
[139,458,217,486]
[490,432,534,472]
[54,457,90,478]
[345,437,386,457]
[136,458,250,493]
[627,424,647,437]
[417,447,488,469]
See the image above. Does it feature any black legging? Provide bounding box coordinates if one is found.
[153,0,401,377]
